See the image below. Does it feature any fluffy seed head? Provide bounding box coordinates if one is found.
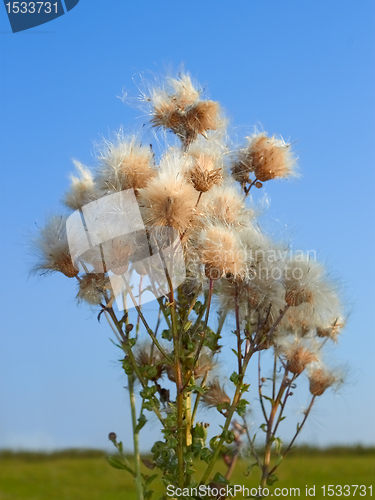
[202,380,230,408]
[64,161,97,211]
[138,162,199,233]
[96,135,156,194]
[76,273,110,305]
[308,367,337,396]
[201,184,246,226]
[198,225,246,280]
[194,351,216,380]
[32,215,78,278]
[232,133,296,183]
[316,318,344,342]
[136,344,164,381]
[282,258,341,320]
[189,152,223,193]
[284,343,318,375]
[150,74,221,147]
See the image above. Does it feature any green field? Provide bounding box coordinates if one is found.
[0,448,374,499]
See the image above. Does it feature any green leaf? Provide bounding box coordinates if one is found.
[263,395,275,404]
[236,399,249,417]
[128,337,136,348]
[183,320,192,332]
[230,371,240,385]
[244,461,259,477]
[136,414,147,433]
[267,473,279,486]
[145,474,158,486]
[161,329,173,341]
[273,437,283,453]
[107,456,134,475]
[193,301,203,314]
[260,423,268,432]
[212,472,230,485]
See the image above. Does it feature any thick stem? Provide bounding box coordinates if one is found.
[170,289,185,487]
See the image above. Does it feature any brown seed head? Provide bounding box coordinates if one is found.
[138,175,198,234]
[200,226,246,279]
[202,380,230,408]
[189,153,223,193]
[287,346,318,375]
[249,135,293,182]
[309,368,336,396]
[285,287,313,307]
[59,254,79,278]
[136,345,164,381]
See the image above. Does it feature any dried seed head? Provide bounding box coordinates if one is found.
[285,287,313,307]
[202,380,230,408]
[248,134,296,182]
[316,318,344,342]
[136,345,164,381]
[199,225,246,279]
[96,136,156,194]
[189,152,223,193]
[103,237,133,275]
[150,74,221,147]
[138,173,198,234]
[230,159,251,185]
[194,351,215,379]
[77,273,110,305]
[31,215,79,278]
[64,160,97,211]
[232,133,296,184]
[287,346,318,375]
[309,367,337,396]
[201,184,246,226]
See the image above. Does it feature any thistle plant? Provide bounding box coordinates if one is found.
[31,72,345,499]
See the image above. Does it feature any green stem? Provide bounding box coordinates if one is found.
[128,374,144,500]
[122,276,173,364]
[191,373,208,426]
[200,347,254,485]
[170,289,185,487]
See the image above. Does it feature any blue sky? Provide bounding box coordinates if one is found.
[0,1,374,453]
